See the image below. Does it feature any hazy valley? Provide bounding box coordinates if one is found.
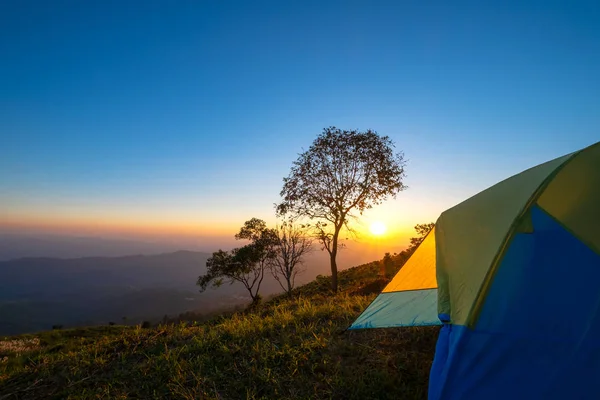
[0,234,388,335]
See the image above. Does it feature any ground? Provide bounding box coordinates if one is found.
[0,261,440,399]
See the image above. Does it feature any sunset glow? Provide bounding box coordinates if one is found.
[1,1,597,261]
[369,221,387,236]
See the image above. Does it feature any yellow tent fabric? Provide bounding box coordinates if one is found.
[382,227,437,293]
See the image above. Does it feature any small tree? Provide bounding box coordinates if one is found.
[277,127,407,291]
[197,218,276,303]
[381,252,394,279]
[408,222,435,250]
[270,217,313,296]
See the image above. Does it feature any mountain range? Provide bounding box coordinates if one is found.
[0,250,286,335]
[0,233,389,335]
[0,233,194,261]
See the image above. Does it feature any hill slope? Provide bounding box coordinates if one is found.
[0,260,440,399]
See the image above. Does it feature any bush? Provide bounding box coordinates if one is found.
[141,321,152,329]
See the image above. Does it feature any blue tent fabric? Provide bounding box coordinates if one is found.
[428,205,600,399]
[350,288,441,329]
[428,323,451,400]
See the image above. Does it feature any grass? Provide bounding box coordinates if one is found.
[0,263,439,399]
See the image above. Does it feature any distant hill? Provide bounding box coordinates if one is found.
[0,250,286,335]
[0,233,190,261]
[0,250,210,298]
[0,231,410,336]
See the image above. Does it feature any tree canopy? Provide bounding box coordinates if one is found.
[197,218,277,303]
[408,222,435,250]
[277,127,407,291]
[270,217,313,296]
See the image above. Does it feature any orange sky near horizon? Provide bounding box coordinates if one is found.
[1,190,446,255]
[2,0,599,266]
[1,149,506,255]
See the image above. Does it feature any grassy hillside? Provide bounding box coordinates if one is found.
[0,260,440,400]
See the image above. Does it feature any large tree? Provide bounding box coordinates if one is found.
[197,218,276,303]
[270,217,313,296]
[277,127,407,292]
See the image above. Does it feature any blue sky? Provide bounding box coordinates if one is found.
[1,1,599,247]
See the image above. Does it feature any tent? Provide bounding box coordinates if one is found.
[349,141,600,399]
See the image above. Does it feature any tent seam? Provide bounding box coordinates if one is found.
[465,148,587,328]
[382,287,438,295]
[535,203,600,257]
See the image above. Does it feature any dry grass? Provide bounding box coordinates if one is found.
[0,338,40,357]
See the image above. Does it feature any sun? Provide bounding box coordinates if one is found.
[369,221,387,236]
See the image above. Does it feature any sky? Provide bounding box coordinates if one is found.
[1,0,599,254]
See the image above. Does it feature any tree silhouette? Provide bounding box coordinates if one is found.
[197,218,277,303]
[381,252,394,279]
[409,222,435,250]
[277,127,406,291]
[270,217,313,296]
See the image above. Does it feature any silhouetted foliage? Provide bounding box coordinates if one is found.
[409,222,435,250]
[277,127,407,291]
[381,252,394,279]
[270,217,314,296]
[197,218,277,303]
[141,321,152,329]
[108,322,115,326]
[52,325,63,330]
[372,222,436,283]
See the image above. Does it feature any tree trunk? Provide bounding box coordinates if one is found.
[379,260,386,279]
[246,286,256,302]
[286,277,292,297]
[330,226,340,292]
[255,266,265,301]
[329,251,338,292]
